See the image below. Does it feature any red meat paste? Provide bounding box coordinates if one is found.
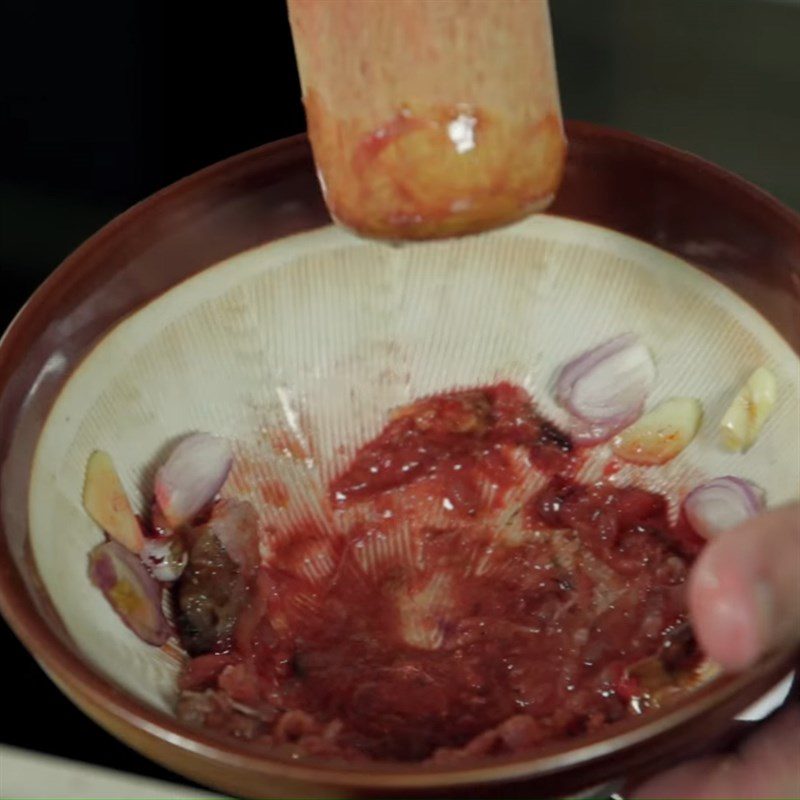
[175,383,703,762]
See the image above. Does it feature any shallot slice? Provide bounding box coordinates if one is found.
[83,450,144,553]
[555,334,655,439]
[88,540,171,646]
[684,477,765,540]
[155,433,233,528]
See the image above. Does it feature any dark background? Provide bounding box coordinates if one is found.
[2,0,799,788]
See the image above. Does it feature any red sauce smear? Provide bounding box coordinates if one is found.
[331,383,574,512]
[352,111,427,171]
[178,383,704,762]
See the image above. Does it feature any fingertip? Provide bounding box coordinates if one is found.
[688,548,764,671]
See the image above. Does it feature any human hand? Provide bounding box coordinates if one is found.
[632,503,800,799]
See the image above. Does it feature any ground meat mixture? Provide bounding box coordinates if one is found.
[174,383,704,762]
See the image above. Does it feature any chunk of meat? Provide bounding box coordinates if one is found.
[203,498,259,576]
[179,652,241,691]
[176,500,258,655]
[176,690,270,740]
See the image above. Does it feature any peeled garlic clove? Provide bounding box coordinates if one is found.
[720,366,777,452]
[612,398,703,465]
[83,450,144,553]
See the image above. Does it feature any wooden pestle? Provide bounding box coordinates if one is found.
[288,0,566,240]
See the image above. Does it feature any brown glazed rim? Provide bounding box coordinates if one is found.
[0,121,798,791]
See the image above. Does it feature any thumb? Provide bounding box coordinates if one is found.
[688,503,800,671]
[631,705,800,799]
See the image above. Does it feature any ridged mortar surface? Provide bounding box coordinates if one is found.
[29,216,800,712]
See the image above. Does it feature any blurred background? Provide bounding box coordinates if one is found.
[1,0,799,788]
